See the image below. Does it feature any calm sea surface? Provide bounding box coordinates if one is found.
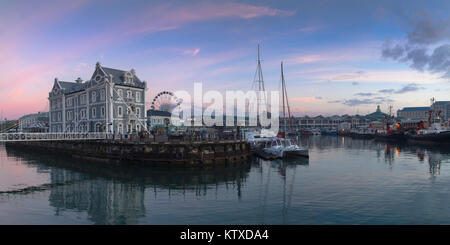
[1,136,450,224]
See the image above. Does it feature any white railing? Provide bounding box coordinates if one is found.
[0,132,116,142]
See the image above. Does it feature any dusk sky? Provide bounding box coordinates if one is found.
[1,0,450,119]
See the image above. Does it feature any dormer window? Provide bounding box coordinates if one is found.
[124,72,133,84]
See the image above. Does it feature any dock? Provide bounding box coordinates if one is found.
[5,138,252,167]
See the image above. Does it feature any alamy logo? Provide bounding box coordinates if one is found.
[170,83,279,135]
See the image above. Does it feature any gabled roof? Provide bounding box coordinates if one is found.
[58,81,86,94]
[99,66,146,89]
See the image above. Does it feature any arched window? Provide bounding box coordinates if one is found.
[118,106,123,117]
[100,89,105,101]
[136,92,141,102]
[92,91,97,102]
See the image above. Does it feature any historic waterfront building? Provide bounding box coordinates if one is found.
[279,106,389,131]
[397,107,430,121]
[431,101,450,122]
[48,62,147,133]
[18,112,49,133]
[146,109,171,133]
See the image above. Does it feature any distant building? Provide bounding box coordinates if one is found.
[287,105,388,130]
[18,112,49,132]
[397,107,430,121]
[365,105,389,120]
[48,62,147,133]
[431,101,450,122]
[147,109,171,132]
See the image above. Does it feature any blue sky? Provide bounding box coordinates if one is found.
[1,0,450,119]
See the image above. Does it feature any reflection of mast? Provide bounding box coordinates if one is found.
[252,44,267,126]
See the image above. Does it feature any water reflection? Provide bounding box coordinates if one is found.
[4,146,252,224]
[301,136,450,177]
[2,138,450,225]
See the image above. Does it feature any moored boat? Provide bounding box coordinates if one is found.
[263,137,309,158]
[406,122,450,144]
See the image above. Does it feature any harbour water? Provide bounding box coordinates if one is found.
[1,136,450,225]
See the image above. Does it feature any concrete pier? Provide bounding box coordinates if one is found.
[5,139,252,166]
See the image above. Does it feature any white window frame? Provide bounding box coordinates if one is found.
[100,89,105,101]
[92,91,97,103]
[136,92,141,102]
[101,106,105,118]
[118,106,123,117]
[92,107,96,118]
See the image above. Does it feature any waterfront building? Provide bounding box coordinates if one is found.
[18,112,49,133]
[431,101,450,122]
[365,105,389,120]
[147,109,171,133]
[0,120,18,133]
[48,62,147,133]
[282,106,388,131]
[397,107,430,121]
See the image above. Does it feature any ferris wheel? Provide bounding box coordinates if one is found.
[150,91,182,112]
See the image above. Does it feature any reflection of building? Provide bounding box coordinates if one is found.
[48,62,146,133]
[18,112,49,132]
[48,169,146,224]
[4,145,252,224]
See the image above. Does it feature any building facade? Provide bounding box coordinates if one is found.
[18,112,49,132]
[431,101,450,122]
[147,109,171,131]
[48,62,147,133]
[397,107,430,121]
[278,106,388,131]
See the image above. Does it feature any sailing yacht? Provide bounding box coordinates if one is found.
[262,62,309,158]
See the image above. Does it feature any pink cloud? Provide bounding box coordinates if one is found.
[290,97,321,102]
[124,2,295,36]
[183,48,201,56]
[288,55,325,64]
[0,1,296,119]
[298,26,322,33]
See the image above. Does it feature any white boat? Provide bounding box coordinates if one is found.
[263,137,309,158]
[261,62,308,159]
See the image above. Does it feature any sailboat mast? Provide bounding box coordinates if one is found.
[281,62,293,134]
[253,44,267,128]
[281,62,286,135]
